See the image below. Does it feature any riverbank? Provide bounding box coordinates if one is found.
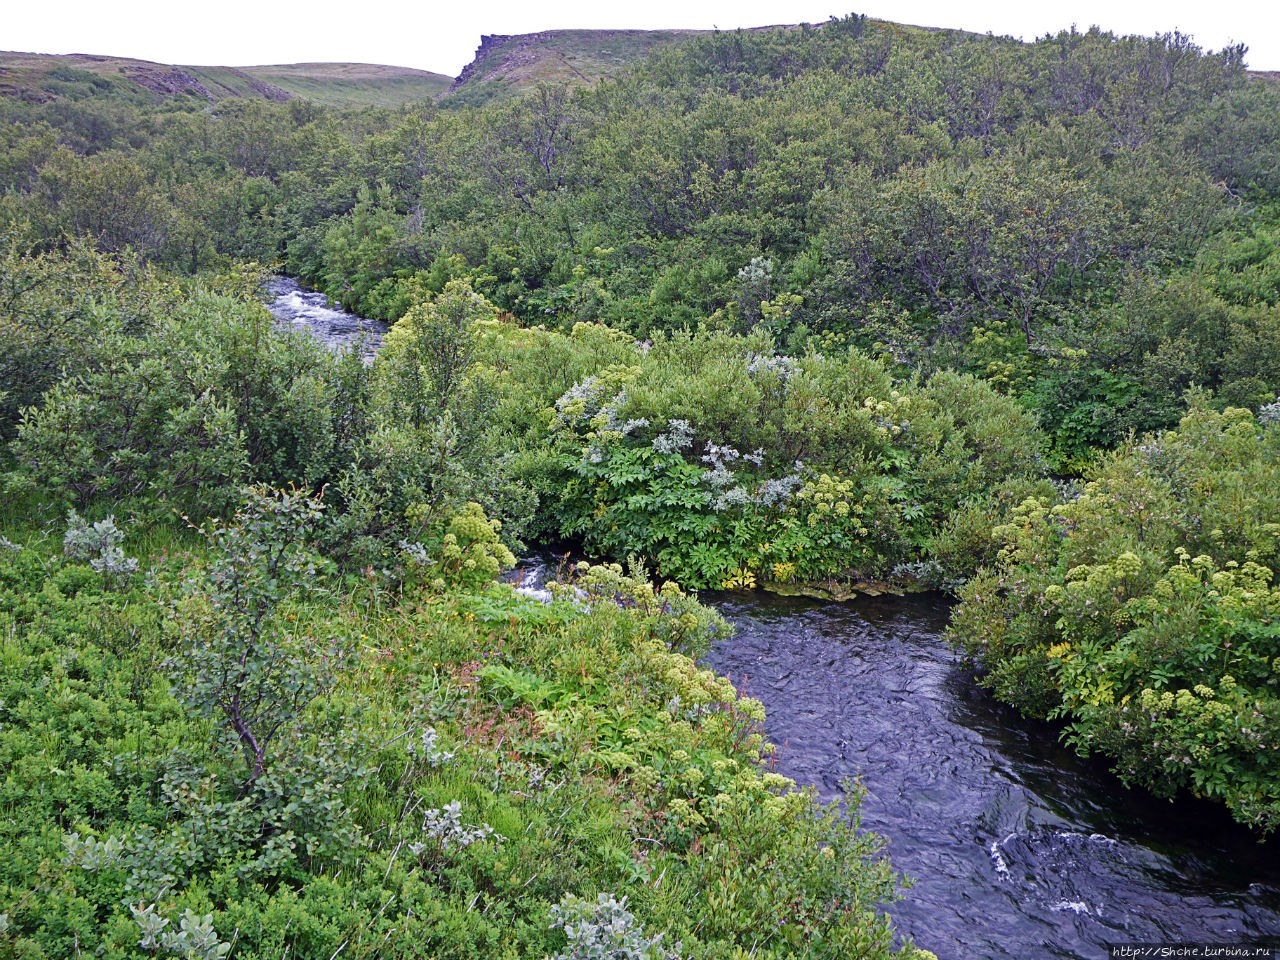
[501,552,1280,959]
[0,509,931,959]
[275,283,1280,959]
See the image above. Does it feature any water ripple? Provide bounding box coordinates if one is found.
[703,591,1280,960]
[264,277,387,359]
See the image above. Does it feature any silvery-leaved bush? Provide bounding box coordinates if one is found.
[651,419,692,454]
[407,725,455,766]
[399,539,432,566]
[1259,401,1280,425]
[754,472,803,507]
[554,376,602,426]
[130,903,169,951]
[63,509,139,586]
[62,832,125,871]
[745,352,799,383]
[700,443,742,510]
[548,892,681,960]
[737,256,772,285]
[411,800,497,853]
[595,389,630,432]
[0,535,19,554]
[710,486,751,512]
[130,904,230,960]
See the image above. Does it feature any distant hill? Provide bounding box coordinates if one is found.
[203,62,452,106]
[0,51,451,107]
[5,23,1275,111]
[442,29,706,105]
[0,31,704,110]
[440,25,823,106]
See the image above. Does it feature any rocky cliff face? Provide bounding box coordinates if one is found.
[445,29,693,100]
[118,65,214,99]
[450,34,514,90]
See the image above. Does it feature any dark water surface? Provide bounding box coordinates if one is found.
[274,289,1280,960]
[264,276,387,358]
[703,590,1280,960]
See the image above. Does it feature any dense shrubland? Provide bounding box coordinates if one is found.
[2,250,1048,591]
[476,317,1049,589]
[3,20,1280,461]
[949,402,1280,830]
[0,483,927,959]
[0,235,174,435]
[2,255,535,559]
[9,276,357,516]
[2,13,1280,957]
[0,252,940,958]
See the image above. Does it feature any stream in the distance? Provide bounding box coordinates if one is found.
[268,282,1280,960]
[265,276,387,358]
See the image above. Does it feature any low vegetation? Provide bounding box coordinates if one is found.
[948,402,1280,831]
[0,473,924,959]
[2,10,1280,957]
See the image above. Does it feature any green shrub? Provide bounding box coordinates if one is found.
[332,282,536,558]
[948,403,1280,831]
[482,323,1046,588]
[9,284,346,517]
[0,235,174,436]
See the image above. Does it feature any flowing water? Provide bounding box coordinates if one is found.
[703,591,1280,960]
[269,292,1280,960]
[510,557,1280,960]
[264,276,387,358]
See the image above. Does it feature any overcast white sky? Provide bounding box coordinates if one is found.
[6,1,1279,75]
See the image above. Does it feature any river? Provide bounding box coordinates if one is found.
[268,281,1280,960]
[703,590,1280,959]
[265,276,387,358]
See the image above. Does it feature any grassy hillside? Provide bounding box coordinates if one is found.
[0,51,451,107]
[231,62,452,106]
[5,21,1276,111]
[442,29,707,105]
[441,24,855,106]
